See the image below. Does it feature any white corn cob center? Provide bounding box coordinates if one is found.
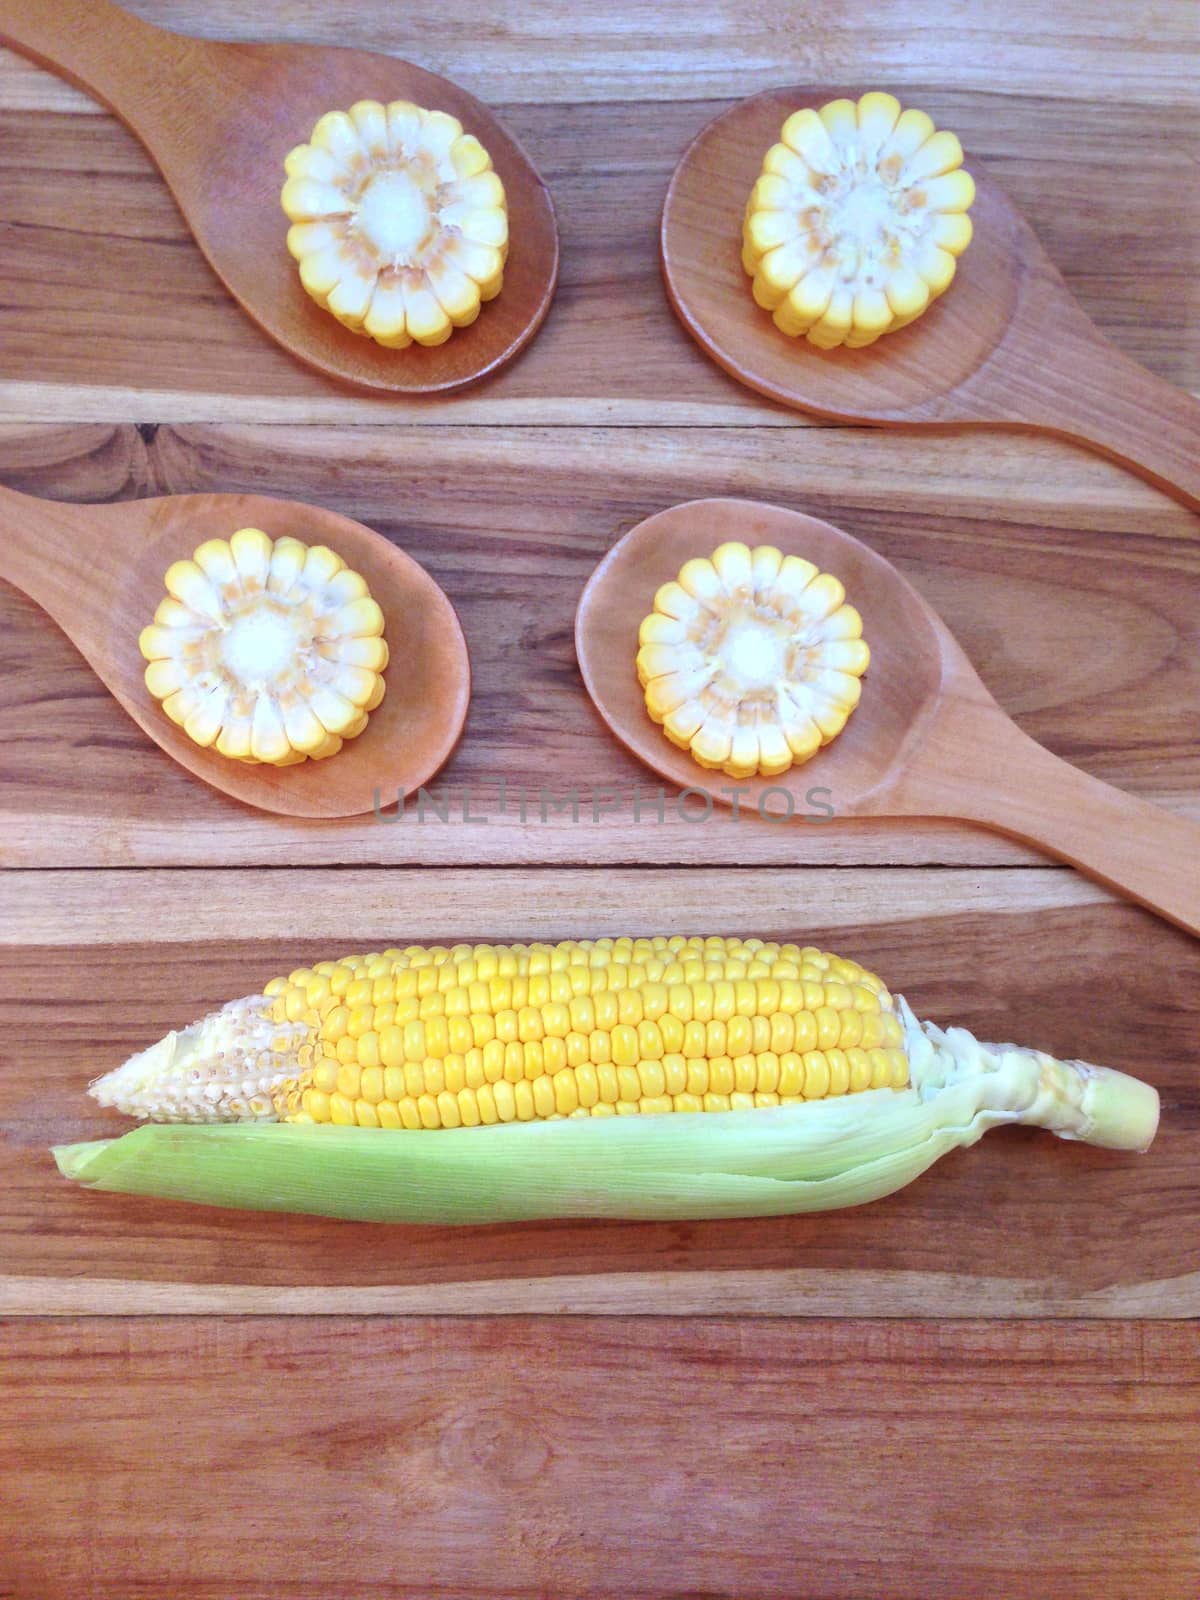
[637,541,869,779]
[139,528,388,767]
[744,92,976,348]
[281,100,509,349]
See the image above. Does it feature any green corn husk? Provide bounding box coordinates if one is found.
[53,1017,1158,1224]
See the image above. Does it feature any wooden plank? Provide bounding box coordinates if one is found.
[0,1317,1196,1600]
[0,85,1194,422]
[1,422,1196,869]
[2,866,1195,1317]
[4,1,1200,107]
[0,865,1111,944]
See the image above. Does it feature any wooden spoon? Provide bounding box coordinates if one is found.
[662,89,1200,511]
[0,0,558,394]
[0,482,470,817]
[576,498,1200,937]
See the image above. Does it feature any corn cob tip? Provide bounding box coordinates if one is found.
[900,999,1159,1154]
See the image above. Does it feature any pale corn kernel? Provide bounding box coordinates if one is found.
[847,1048,873,1092]
[617,989,643,1026]
[734,1055,757,1094]
[617,1065,642,1102]
[566,1032,589,1068]
[554,1069,580,1116]
[302,1088,330,1121]
[659,1014,685,1055]
[839,1009,864,1050]
[330,1092,357,1125]
[827,1049,850,1097]
[815,1006,841,1050]
[493,1080,517,1122]
[870,1048,893,1088]
[727,1016,753,1057]
[543,1037,567,1074]
[803,1051,830,1098]
[757,1052,780,1094]
[638,1020,665,1061]
[778,1052,804,1096]
[709,1056,735,1095]
[457,1088,481,1128]
[575,1062,600,1108]
[416,1093,441,1129]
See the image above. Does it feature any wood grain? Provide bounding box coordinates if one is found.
[2,867,1196,1317]
[0,79,1194,423]
[1,1317,1197,1600]
[0,422,1196,868]
[0,6,1197,1594]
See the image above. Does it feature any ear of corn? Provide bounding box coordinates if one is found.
[743,92,975,349]
[56,936,1158,1223]
[139,530,387,766]
[281,100,508,349]
[637,542,869,779]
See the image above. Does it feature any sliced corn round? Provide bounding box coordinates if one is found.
[743,92,975,349]
[281,99,508,349]
[138,529,388,767]
[636,540,869,780]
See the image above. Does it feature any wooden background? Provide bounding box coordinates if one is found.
[0,2,1198,1596]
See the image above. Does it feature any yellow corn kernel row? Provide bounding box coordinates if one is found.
[260,938,909,1129]
[282,1041,909,1128]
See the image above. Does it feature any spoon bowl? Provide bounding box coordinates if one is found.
[662,89,1200,509]
[577,499,1200,936]
[0,483,470,817]
[0,0,559,394]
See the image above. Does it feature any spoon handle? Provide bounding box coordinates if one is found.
[0,0,191,132]
[1002,310,1200,512]
[915,698,1200,937]
[0,482,97,623]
